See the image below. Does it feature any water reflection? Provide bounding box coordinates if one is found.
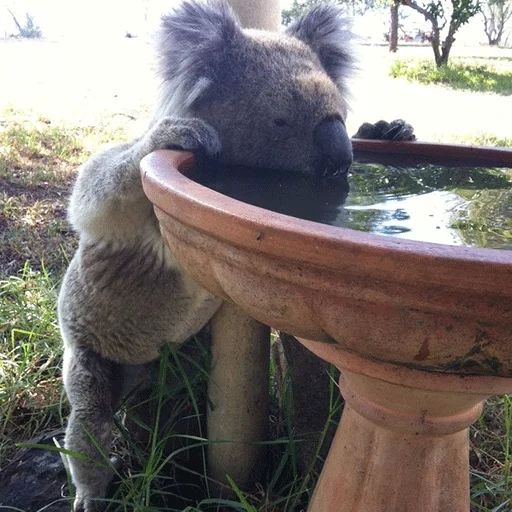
[189,162,512,250]
[344,190,466,245]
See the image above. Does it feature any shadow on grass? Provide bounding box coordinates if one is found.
[0,120,80,276]
[0,109,131,276]
[390,59,512,96]
[0,186,76,277]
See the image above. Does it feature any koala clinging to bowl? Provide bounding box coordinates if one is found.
[58,1,413,510]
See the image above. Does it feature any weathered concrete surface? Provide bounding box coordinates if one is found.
[208,303,270,488]
[227,0,281,29]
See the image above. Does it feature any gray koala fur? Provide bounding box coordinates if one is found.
[58,1,357,510]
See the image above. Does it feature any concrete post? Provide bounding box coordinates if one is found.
[206,1,280,492]
[227,0,282,30]
[208,303,270,488]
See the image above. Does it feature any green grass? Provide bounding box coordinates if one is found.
[94,340,322,511]
[0,262,65,462]
[389,59,512,95]
[1,106,512,510]
[471,396,512,511]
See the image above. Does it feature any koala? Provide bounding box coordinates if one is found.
[58,1,413,510]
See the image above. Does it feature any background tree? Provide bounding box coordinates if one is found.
[401,0,481,66]
[481,0,512,45]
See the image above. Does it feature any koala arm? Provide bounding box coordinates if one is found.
[68,117,221,243]
[353,119,416,141]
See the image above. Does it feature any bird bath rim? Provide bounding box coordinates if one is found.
[141,140,512,278]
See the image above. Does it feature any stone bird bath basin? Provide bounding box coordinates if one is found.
[141,142,512,512]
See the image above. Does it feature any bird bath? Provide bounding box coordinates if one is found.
[141,141,512,511]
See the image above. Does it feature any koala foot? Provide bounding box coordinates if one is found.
[145,117,222,159]
[73,496,107,512]
[353,119,416,141]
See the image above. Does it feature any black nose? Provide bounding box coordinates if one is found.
[314,118,353,176]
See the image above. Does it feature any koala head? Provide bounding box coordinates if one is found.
[156,0,355,177]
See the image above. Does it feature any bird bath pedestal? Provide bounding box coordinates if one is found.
[141,142,512,511]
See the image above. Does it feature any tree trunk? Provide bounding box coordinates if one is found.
[389,1,399,53]
[7,8,23,34]
[496,23,505,46]
[431,28,443,67]
[440,27,456,66]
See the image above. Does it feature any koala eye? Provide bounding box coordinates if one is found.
[274,118,289,128]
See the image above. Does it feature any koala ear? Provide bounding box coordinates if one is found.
[157,0,241,110]
[286,4,354,91]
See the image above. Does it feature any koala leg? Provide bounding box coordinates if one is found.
[63,346,127,512]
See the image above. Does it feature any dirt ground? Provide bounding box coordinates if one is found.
[1,38,511,142]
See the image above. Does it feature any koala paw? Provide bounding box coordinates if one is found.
[148,117,222,159]
[353,119,416,141]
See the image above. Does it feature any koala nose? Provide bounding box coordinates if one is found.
[314,118,353,176]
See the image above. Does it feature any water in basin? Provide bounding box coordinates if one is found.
[188,162,512,250]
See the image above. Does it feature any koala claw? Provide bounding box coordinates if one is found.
[150,117,222,159]
[385,119,416,141]
[353,119,416,141]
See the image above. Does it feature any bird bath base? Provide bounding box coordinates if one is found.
[296,337,512,512]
